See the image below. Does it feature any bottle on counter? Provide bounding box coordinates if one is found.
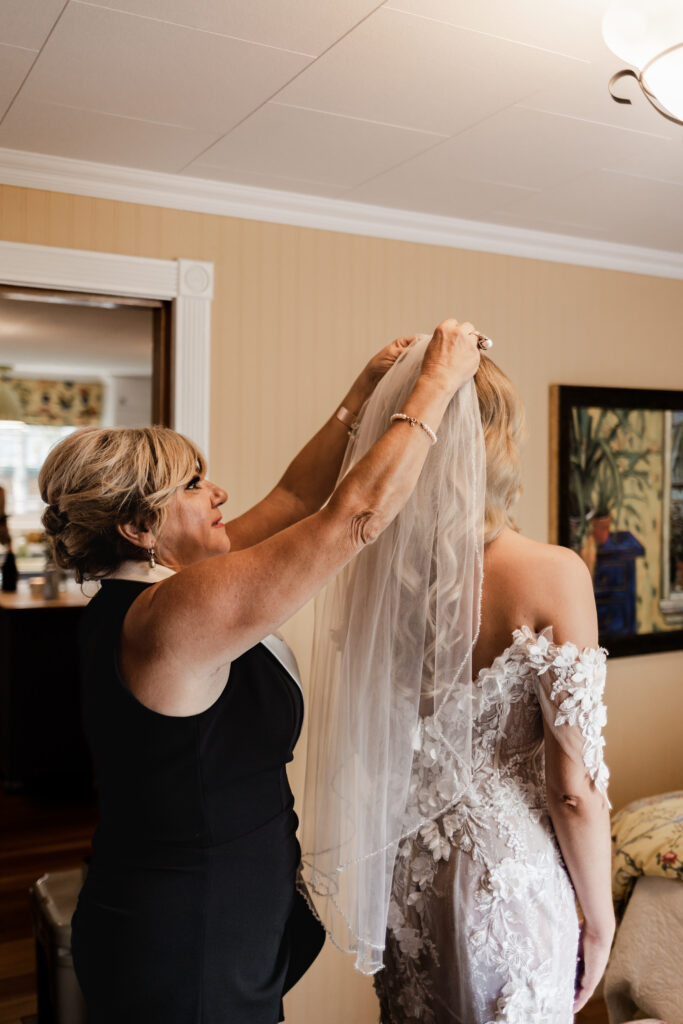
[43,553,60,600]
[1,547,18,593]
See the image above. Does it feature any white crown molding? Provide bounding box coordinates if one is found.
[0,237,213,457]
[0,147,682,280]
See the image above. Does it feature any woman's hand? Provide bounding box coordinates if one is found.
[365,335,415,387]
[573,923,614,1012]
[354,320,480,406]
[354,336,415,401]
[420,319,481,395]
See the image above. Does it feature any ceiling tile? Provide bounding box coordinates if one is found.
[0,98,219,172]
[442,106,671,192]
[0,0,679,256]
[81,0,383,56]
[0,44,36,119]
[0,0,66,50]
[498,169,683,251]
[605,138,683,187]
[385,0,611,61]
[345,145,537,219]
[276,7,584,136]
[189,102,445,188]
[21,2,311,133]
[522,55,679,140]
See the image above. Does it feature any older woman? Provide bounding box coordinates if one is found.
[39,320,482,1024]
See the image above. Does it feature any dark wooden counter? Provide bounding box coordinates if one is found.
[0,582,96,791]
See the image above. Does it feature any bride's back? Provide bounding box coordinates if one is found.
[473,526,596,678]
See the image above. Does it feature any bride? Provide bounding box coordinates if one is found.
[300,334,615,1023]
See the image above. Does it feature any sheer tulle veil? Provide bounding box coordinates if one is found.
[299,335,486,974]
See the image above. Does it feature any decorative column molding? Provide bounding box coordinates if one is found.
[174,259,214,458]
[0,240,213,456]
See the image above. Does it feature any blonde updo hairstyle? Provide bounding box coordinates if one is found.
[39,426,206,582]
[474,354,525,544]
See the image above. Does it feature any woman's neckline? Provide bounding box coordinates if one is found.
[106,560,176,584]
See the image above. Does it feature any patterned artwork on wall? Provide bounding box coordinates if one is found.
[7,378,102,426]
[551,385,683,658]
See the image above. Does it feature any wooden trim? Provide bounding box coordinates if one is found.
[0,284,163,309]
[151,302,172,426]
[548,385,560,545]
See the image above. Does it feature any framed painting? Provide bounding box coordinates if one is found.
[550,385,683,657]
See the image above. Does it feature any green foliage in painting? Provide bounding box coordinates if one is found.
[569,406,654,548]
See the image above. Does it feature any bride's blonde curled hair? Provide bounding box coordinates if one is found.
[39,426,205,581]
[474,354,525,544]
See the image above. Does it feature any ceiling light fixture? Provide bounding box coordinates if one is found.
[603,0,683,126]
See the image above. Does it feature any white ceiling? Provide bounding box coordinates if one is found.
[0,0,682,255]
[0,293,153,375]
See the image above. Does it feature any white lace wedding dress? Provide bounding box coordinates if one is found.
[373,625,610,1024]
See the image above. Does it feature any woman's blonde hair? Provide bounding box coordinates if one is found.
[39,426,206,581]
[474,354,525,544]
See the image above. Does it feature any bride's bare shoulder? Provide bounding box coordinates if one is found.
[485,529,595,638]
[488,528,588,578]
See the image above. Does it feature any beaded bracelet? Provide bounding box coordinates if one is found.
[390,413,438,446]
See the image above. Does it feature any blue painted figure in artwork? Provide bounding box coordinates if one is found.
[593,531,645,636]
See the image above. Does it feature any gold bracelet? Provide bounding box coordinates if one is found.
[335,405,357,434]
[390,413,438,446]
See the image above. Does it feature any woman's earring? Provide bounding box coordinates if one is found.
[148,546,156,569]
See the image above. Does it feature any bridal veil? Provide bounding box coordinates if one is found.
[300,335,487,973]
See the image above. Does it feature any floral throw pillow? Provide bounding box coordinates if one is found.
[611,790,683,921]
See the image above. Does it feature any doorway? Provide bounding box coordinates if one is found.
[0,285,172,574]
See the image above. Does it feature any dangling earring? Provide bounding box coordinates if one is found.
[148,546,156,569]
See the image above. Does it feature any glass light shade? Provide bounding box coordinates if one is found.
[643,47,683,120]
[603,0,683,67]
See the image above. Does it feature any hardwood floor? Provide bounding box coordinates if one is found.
[0,784,96,1024]
[0,784,611,1024]
[576,995,610,1023]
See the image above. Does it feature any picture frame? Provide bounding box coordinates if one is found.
[550,385,683,657]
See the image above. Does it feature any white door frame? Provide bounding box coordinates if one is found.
[0,239,213,457]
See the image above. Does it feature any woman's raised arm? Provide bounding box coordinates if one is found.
[121,320,480,714]
[225,336,415,551]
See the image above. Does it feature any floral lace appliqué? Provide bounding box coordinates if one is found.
[515,625,610,802]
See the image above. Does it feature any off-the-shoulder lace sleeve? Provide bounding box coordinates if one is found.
[514,625,610,804]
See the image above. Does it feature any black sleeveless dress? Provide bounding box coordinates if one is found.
[71,579,324,1024]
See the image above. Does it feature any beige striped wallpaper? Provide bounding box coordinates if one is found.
[1,183,682,1023]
